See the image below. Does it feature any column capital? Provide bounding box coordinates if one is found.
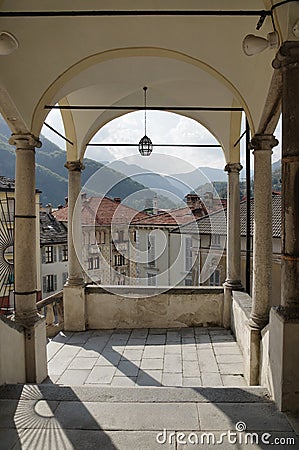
[65,160,85,172]
[250,134,278,152]
[9,133,42,149]
[272,41,299,69]
[224,162,243,173]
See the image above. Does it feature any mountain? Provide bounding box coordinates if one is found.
[0,116,178,210]
[108,161,228,200]
[108,160,186,200]
[272,159,281,172]
[0,118,139,205]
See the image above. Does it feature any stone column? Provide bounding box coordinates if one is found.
[269,42,299,412]
[64,160,86,331]
[65,160,85,286]
[9,133,47,383]
[244,134,277,386]
[250,134,278,330]
[223,162,243,327]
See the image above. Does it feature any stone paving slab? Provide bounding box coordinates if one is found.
[39,328,246,388]
[0,385,271,403]
[54,401,200,431]
[0,385,297,450]
[3,429,175,450]
[197,403,293,431]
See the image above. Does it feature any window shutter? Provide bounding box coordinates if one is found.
[42,276,47,293]
[54,275,57,291]
[58,246,63,261]
[41,247,46,264]
[53,247,57,263]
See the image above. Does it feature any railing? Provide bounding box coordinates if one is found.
[36,290,64,337]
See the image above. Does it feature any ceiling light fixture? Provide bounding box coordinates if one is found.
[242,31,278,56]
[0,31,18,55]
[138,86,153,156]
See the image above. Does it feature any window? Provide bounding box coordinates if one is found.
[43,246,56,263]
[59,244,68,261]
[148,234,156,267]
[210,269,221,286]
[114,254,125,266]
[118,230,124,242]
[88,257,93,270]
[185,237,192,271]
[211,234,221,247]
[147,273,156,286]
[100,231,105,244]
[94,256,100,269]
[43,274,57,293]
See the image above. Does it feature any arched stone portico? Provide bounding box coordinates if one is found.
[0,2,298,414]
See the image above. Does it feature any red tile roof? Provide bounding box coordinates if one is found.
[53,196,148,226]
[132,207,205,226]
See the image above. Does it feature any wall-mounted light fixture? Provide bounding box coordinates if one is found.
[0,32,19,55]
[242,31,279,56]
[139,87,153,156]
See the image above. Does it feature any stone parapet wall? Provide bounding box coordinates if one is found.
[85,286,224,329]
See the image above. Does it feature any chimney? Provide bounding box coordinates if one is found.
[114,197,121,203]
[185,192,202,209]
[45,203,52,214]
[81,192,87,201]
[65,197,68,206]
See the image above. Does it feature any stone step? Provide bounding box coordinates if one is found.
[1,384,297,450]
[0,384,270,404]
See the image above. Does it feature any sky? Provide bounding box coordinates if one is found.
[41,109,282,175]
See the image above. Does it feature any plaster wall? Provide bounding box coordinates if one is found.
[86,286,224,329]
[0,317,25,385]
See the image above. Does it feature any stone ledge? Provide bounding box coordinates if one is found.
[0,384,270,403]
[86,285,224,296]
[232,291,252,319]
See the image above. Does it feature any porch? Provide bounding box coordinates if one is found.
[45,326,245,388]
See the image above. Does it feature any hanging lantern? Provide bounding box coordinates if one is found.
[138,86,153,156]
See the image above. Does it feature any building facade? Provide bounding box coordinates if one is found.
[40,209,68,298]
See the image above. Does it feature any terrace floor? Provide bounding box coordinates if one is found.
[2,327,299,449]
[45,327,246,388]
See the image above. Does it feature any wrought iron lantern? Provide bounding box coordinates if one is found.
[138,86,153,156]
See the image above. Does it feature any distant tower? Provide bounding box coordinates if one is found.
[152,194,158,215]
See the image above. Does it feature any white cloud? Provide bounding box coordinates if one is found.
[40,109,281,175]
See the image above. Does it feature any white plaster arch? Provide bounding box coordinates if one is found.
[32,47,248,162]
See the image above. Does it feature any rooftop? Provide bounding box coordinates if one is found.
[53,196,148,226]
[40,211,68,245]
[174,193,281,238]
[0,176,15,192]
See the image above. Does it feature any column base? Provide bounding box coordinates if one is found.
[64,284,86,331]
[222,281,244,328]
[269,307,299,413]
[24,316,48,383]
[11,312,48,383]
[244,322,260,386]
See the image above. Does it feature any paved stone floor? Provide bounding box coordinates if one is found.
[0,385,298,449]
[45,327,247,388]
